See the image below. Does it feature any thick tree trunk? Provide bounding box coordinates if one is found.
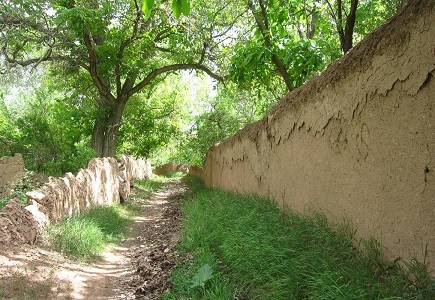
[92,99,127,157]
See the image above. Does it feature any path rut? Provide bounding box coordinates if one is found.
[0,179,187,300]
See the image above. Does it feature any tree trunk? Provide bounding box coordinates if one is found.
[92,99,127,157]
[337,0,358,53]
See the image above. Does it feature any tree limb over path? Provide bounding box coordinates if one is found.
[0,0,235,156]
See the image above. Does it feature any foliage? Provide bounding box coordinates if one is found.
[49,204,137,260]
[159,0,403,166]
[0,78,96,176]
[1,0,239,156]
[1,0,404,164]
[165,176,435,299]
[117,75,188,157]
[0,171,44,209]
[162,80,280,166]
[142,0,191,19]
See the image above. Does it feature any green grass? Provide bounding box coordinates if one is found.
[0,195,27,209]
[134,173,182,195]
[166,171,185,179]
[135,175,168,194]
[49,204,137,261]
[48,175,173,261]
[0,198,8,209]
[164,176,435,300]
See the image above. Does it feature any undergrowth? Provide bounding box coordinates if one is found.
[48,204,136,261]
[48,175,176,261]
[164,176,435,299]
[134,175,167,195]
[0,171,43,209]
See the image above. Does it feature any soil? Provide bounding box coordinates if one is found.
[0,179,188,300]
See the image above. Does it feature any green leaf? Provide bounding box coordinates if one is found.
[180,0,190,16]
[141,0,154,20]
[171,0,182,18]
[190,264,213,288]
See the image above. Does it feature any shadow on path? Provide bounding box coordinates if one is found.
[0,179,187,300]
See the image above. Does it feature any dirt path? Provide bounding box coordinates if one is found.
[0,179,187,300]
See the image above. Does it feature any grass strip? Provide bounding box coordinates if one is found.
[48,204,136,261]
[164,176,435,299]
[48,176,170,261]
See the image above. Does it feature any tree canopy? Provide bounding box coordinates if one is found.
[0,0,406,173]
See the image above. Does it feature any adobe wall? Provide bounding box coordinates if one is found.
[0,154,25,187]
[153,162,189,175]
[203,0,435,268]
[0,155,152,246]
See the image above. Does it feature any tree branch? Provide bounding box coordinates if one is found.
[115,0,143,96]
[248,0,294,91]
[128,63,224,97]
[83,31,116,105]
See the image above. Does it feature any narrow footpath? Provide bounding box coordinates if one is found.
[0,179,188,300]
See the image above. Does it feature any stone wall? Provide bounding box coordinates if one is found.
[202,0,435,269]
[0,156,152,246]
[0,154,25,187]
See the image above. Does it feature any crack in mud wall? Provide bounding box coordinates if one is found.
[202,0,435,269]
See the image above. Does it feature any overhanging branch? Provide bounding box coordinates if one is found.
[83,31,116,105]
[128,63,224,97]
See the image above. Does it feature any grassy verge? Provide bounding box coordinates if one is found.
[48,174,180,261]
[134,175,168,196]
[48,204,137,261]
[164,176,435,299]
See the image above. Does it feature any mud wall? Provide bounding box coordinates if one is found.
[203,0,435,268]
[153,162,189,175]
[188,166,204,178]
[0,154,25,187]
[0,156,152,246]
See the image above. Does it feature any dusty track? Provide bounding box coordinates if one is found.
[0,179,187,300]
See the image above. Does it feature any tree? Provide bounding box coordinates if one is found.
[324,0,359,53]
[247,0,294,91]
[0,0,232,157]
[117,74,188,157]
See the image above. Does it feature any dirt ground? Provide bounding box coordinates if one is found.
[0,179,188,300]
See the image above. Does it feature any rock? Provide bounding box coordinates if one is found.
[25,201,50,228]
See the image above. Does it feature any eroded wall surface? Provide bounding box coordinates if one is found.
[203,0,435,268]
[0,156,152,246]
[0,154,25,187]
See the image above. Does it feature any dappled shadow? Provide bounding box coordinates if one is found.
[0,260,74,299]
[0,179,187,300]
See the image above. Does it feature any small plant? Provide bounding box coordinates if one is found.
[0,197,9,209]
[190,264,214,289]
[0,171,45,209]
